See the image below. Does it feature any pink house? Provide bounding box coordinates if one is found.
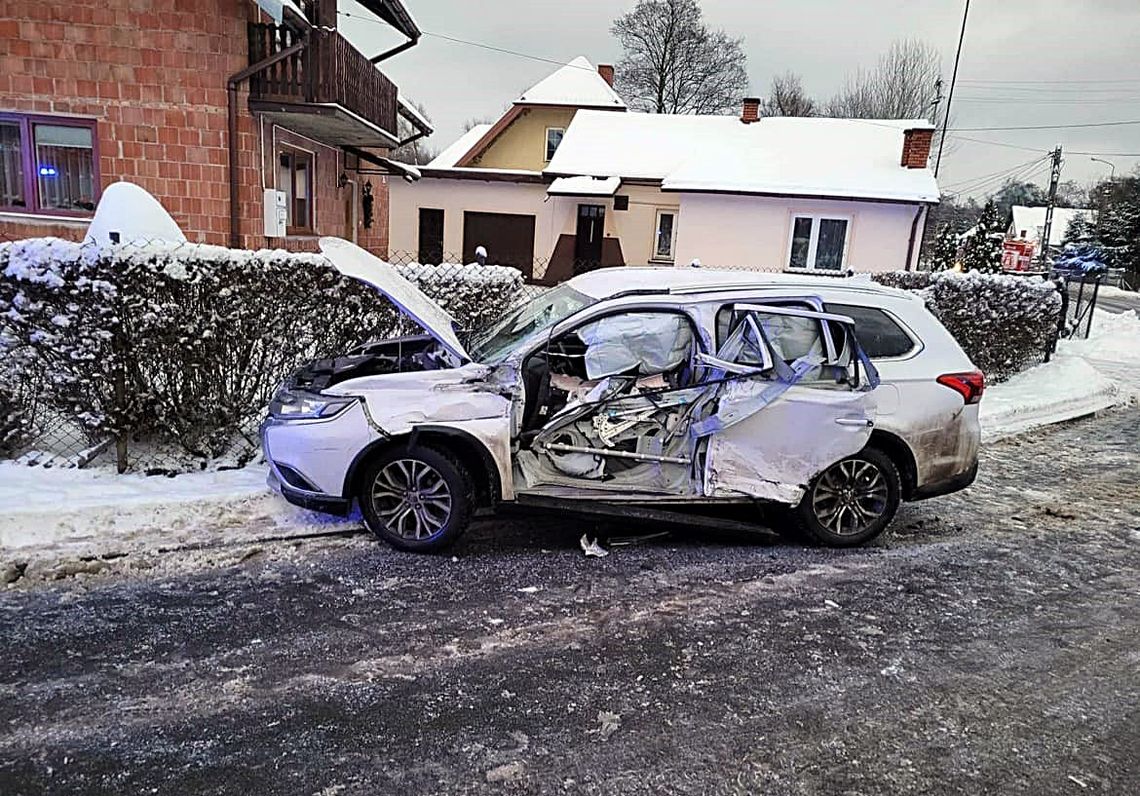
[389,58,940,283]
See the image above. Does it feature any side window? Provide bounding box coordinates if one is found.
[827,303,916,358]
[715,300,816,349]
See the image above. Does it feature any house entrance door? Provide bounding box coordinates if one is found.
[574,204,605,272]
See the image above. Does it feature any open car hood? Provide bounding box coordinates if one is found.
[319,237,471,363]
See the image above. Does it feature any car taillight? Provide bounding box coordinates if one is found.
[937,371,985,405]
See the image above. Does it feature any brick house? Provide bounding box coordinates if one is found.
[0,0,430,252]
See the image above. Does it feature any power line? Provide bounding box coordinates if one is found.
[959,77,1140,85]
[947,134,1049,152]
[945,158,1051,197]
[337,11,595,71]
[940,154,1047,189]
[950,119,1140,131]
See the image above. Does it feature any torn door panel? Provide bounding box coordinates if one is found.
[703,384,876,502]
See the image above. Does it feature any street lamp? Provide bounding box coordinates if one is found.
[1090,157,1116,180]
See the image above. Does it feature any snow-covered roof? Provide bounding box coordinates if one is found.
[428,124,492,168]
[546,112,939,203]
[516,56,626,109]
[547,175,621,196]
[546,112,735,181]
[1009,206,1095,247]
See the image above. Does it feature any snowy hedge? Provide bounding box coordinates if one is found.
[0,238,523,471]
[872,270,1062,381]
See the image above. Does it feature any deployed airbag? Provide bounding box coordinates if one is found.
[578,313,694,380]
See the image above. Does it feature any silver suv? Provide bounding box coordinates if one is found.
[262,239,982,552]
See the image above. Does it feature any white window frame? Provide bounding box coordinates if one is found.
[785,213,852,272]
[544,127,565,162]
[651,207,678,262]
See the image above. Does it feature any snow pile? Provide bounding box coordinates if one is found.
[82,181,186,246]
[1059,309,1140,365]
[0,462,352,558]
[982,308,1138,440]
[980,356,1120,442]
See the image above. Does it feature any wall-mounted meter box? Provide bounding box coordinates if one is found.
[263,189,287,237]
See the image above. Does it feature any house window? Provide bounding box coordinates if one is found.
[277,148,313,233]
[653,209,677,261]
[787,215,850,271]
[545,127,564,161]
[0,114,99,215]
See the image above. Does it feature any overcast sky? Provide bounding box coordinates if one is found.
[342,0,1140,199]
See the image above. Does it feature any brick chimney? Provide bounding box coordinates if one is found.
[740,97,761,124]
[597,64,615,87]
[901,128,934,168]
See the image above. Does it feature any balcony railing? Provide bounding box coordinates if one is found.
[248,22,398,141]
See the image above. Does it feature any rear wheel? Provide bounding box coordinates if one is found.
[793,448,901,547]
[358,445,473,553]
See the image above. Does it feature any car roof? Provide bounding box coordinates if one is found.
[567,267,916,302]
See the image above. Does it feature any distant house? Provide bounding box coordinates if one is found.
[0,0,431,252]
[1008,206,1096,251]
[389,57,940,283]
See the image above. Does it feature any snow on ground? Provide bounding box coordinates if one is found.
[981,309,1139,442]
[3,310,1137,566]
[0,463,353,560]
[979,356,1120,442]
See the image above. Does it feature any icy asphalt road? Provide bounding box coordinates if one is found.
[1,410,1138,795]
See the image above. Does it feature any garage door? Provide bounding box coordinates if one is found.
[462,211,536,276]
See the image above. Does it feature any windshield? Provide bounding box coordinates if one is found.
[469,284,596,363]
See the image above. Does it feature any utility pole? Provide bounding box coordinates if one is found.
[1037,145,1064,270]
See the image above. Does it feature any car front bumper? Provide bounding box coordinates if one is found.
[260,402,382,516]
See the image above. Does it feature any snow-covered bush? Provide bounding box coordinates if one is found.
[0,383,27,456]
[0,239,523,471]
[872,270,1061,381]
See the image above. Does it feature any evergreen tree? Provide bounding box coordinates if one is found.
[961,200,1004,273]
[1062,213,1090,245]
[927,224,959,271]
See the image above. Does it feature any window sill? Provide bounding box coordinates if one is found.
[649,257,675,265]
[783,266,848,277]
[0,210,92,227]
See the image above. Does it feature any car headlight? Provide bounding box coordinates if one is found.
[269,390,358,420]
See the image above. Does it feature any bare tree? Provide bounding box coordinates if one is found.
[389,100,439,166]
[824,39,942,120]
[611,0,748,115]
[760,72,816,117]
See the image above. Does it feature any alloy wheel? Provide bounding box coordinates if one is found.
[810,458,890,537]
[370,458,453,540]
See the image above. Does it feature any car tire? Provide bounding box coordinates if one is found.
[358,445,474,553]
[792,447,901,547]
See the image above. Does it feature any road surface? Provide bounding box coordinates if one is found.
[1,409,1137,795]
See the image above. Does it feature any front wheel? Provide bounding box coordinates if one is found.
[793,448,901,547]
[358,445,474,553]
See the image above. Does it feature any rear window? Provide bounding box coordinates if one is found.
[826,303,916,358]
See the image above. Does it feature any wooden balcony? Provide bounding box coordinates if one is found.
[248,23,399,147]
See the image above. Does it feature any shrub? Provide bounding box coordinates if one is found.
[0,239,523,471]
[872,270,1061,382]
[0,383,27,456]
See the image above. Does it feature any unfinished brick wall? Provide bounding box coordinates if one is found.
[0,0,388,254]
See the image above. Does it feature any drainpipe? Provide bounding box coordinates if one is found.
[904,204,928,271]
[226,38,307,248]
